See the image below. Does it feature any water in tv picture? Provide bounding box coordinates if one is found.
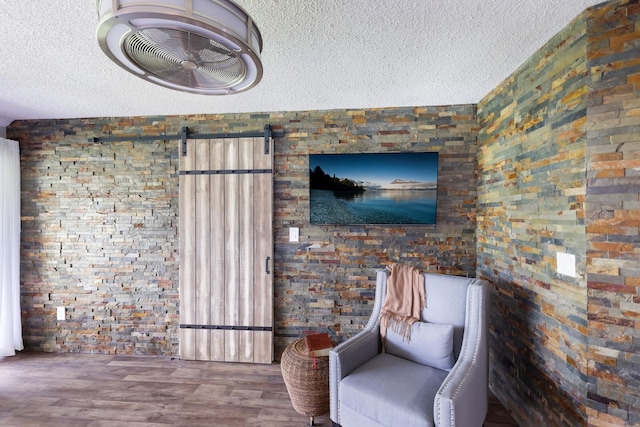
[309,152,438,225]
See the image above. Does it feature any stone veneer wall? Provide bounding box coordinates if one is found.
[478,0,640,425]
[9,105,478,357]
[17,127,181,354]
[586,1,640,425]
[477,10,589,426]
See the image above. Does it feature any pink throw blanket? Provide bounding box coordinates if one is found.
[380,263,426,350]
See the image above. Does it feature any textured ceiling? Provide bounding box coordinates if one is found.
[0,0,604,127]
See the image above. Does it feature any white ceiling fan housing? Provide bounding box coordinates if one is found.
[96,0,263,95]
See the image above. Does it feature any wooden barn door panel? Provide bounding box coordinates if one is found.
[179,136,273,364]
[178,140,196,360]
[195,139,211,361]
[252,136,273,364]
[209,139,226,361]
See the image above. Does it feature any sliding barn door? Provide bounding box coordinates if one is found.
[179,136,273,363]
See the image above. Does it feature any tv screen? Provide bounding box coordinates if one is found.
[309,152,438,225]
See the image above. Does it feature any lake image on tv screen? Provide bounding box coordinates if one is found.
[309,152,438,225]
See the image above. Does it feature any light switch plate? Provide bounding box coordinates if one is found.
[289,227,299,242]
[556,252,576,278]
[56,306,66,321]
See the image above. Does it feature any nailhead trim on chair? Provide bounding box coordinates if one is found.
[331,271,387,425]
[332,327,380,424]
[435,281,485,426]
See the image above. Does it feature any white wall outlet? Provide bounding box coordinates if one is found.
[56,306,66,321]
[289,227,299,242]
[556,252,576,278]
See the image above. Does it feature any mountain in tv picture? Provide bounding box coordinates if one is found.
[355,178,437,191]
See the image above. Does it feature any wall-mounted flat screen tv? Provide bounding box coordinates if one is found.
[309,152,438,225]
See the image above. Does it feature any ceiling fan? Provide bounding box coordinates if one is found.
[96,0,263,95]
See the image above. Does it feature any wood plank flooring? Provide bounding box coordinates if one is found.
[0,352,518,426]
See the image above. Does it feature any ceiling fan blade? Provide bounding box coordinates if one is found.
[124,28,245,89]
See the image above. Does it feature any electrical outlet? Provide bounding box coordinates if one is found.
[289,227,299,242]
[556,252,576,278]
[56,306,66,321]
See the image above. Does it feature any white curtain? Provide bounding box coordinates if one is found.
[0,138,23,356]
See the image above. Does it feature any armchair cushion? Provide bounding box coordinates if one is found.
[385,322,455,371]
[340,353,448,427]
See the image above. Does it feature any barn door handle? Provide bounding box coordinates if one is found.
[265,256,271,274]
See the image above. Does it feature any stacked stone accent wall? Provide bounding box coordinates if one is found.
[586,1,640,424]
[478,1,640,425]
[17,120,181,354]
[9,106,478,357]
[477,12,589,426]
[272,107,477,353]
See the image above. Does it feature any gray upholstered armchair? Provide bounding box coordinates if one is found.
[329,270,489,427]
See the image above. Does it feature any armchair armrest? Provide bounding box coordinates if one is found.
[330,327,380,380]
[329,327,380,422]
[435,356,487,427]
[434,281,488,427]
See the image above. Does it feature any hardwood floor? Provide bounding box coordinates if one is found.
[0,352,518,426]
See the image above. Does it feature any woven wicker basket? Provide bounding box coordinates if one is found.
[280,338,331,420]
